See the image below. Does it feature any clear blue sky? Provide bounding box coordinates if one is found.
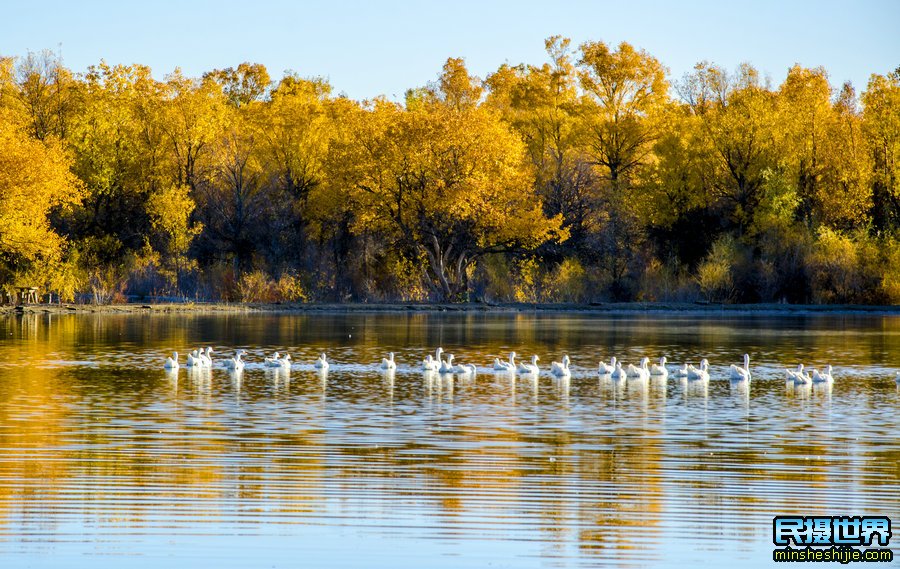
[3,0,898,100]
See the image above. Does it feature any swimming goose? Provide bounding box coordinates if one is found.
[812,365,833,383]
[493,351,516,372]
[673,363,689,378]
[598,356,616,375]
[164,351,179,370]
[626,357,651,380]
[687,359,710,381]
[610,362,627,380]
[452,357,477,376]
[439,354,456,373]
[264,352,282,368]
[380,352,397,371]
[224,350,246,371]
[650,356,668,378]
[730,354,751,381]
[186,348,202,367]
[517,355,540,375]
[198,347,213,367]
[424,348,443,371]
[276,354,292,369]
[314,353,329,370]
[551,355,571,377]
[786,363,810,384]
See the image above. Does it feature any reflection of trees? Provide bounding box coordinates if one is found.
[0,314,330,531]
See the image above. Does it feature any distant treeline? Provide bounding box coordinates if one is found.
[0,38,898,304]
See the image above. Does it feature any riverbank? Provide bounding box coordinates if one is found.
[5,301,900,315]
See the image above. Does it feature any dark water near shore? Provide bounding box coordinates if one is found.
[0,312,897,568]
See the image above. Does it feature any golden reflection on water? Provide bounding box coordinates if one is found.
[0,312,898,567]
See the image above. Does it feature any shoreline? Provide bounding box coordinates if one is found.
[4,301,900,316]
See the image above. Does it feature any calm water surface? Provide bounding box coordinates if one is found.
[0,312,898,568]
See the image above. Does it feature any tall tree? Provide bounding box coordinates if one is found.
[255,75,334,269]
[815,82,872,230]
[158,71,227,192]
[14,50,77,141]
[194,108,268,273]
[204,62,271,108]
[0,119,82,287]
[329,61,565,300]
[577,40,668,188]
[487,37,597,259]
[778,65,834,224]
[147,184,202,293]
[863,71,900,230]
[64,62,159,254]
[575,41,669,295]
[680,62,778,234]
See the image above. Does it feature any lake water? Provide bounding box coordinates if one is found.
[0,311,898,568]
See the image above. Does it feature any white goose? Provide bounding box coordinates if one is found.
[314,353,329,370]
[786,363,810,384]
[610,362,627,380]
[649,356,668,378]
[439,354,456,373]
[673,363,689,378]
[264,352,282,367]
[517,355,540,375]
[812,365,833,383]
[598,356,616,375]
[224,350,246,371]
[494,351,516,372]
[198,347,213,368]
[276,354,292,369]
[423,347,443,371]
[730,354,751,381]
[550,354,571,377]
[164,351,179,370]
[626,357,651,380]
[186,348,202,367]
[381,352,397,371]
[452,356,477,376]
[687,359,710,381]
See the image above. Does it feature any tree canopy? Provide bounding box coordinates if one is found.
[0,42,898,304]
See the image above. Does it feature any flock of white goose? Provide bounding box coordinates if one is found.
[163,348,854,385]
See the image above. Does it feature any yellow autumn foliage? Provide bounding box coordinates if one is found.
[0,41,898,305]
[328,61,567,300]
[0,119,82,288]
